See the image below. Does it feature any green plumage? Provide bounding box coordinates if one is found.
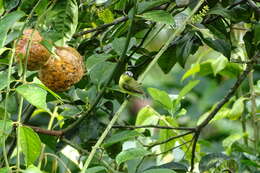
[119,72,144,95]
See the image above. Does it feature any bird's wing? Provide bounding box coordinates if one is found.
[122,79,144,94]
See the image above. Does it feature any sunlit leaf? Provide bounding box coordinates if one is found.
[16,84,48,110]
[19,126,42,166]
[148,88,172,111]
[140,10,174,25]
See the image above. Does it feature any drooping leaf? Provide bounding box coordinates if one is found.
[116,148,151,165]
[223,133,245,154]
[16,84,48,110]
[157,44,178,74]
[228,97,245,120]
[19,126,42,166]
[148,88,172,111]
[203,38,231,59]
[140,10,174,25]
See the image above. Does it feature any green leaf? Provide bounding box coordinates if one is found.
[175,80,200,108]
[143,168,176,173]
[135,106,160,132]
[210,55,228,75]
[243,31,255,58]
[147,161,188,172]
[138,0,170,14]
[86,166,107,173]
[86,53,112,71]
[0,167,11,173]
[16,84,48,110]
[157,45,178,74]
[112,37,136,56]
[0,10,24,48]
[89,61,116,85]
[140,10,174,25]
[182,64,200,81]
[0,0,4,16]
[203,38,231,59]
[223,133,245,154]
[159,116,178,153]
[0,120,13,146]
[148,88,172,111]
[41,0,78,45]
[23,165,44,173]
[103,130,141,148]
[199,153,230,172]
[19,126,42,166]
[0,71,14,90]
[116,148,151,165]
[228,97,245,120]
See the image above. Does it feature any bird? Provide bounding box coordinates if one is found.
[119,71,144,96]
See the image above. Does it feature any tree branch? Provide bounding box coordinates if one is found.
[112,125,195,131]
[189,54,258,172]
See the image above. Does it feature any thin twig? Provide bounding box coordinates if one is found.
[147,131,194,149]
[112,125,195,131]
[73,16,128,37]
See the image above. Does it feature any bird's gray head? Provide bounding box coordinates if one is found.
[124,71,133,77]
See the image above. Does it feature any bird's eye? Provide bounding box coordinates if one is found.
[125,71,133,77]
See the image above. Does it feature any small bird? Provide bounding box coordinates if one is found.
[119,71,144,96]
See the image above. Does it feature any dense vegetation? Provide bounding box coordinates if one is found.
[0,0,259,172]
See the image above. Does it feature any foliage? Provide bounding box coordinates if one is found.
[0,0,260,172]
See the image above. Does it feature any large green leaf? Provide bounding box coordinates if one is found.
[16,84,48,110]
[103,130,141,148]
[158,116,178,153]
[228,97,245,120]
[148,88,172,111]
[140,10,174,25]
[41,0,78,45]
[0,10,24,48]
[157,44,178,74]
[135,106,160,132]
[116,148,151,165]
[19,126,42,166]
[223,133,245,154]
